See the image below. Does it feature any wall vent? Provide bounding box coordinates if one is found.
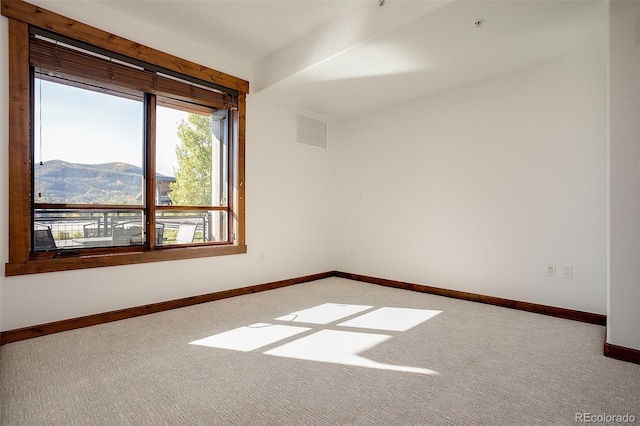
[296,114,327,148]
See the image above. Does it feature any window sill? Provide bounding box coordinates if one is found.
[4,244,247,276]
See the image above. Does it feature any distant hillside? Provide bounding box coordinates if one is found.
[34,160,173,204]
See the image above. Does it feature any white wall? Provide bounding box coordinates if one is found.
[0,7,336,331]
[608,0,640,351]
[333,42,608,315]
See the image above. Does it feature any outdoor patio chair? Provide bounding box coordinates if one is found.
[175,221,197,244]
[112,226,143,246]
[33,225,57,251]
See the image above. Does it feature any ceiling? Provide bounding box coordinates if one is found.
[71,1,608,119]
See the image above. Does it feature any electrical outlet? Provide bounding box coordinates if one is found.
[546,264,556,276]
[563,265,573,278]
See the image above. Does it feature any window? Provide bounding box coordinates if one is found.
[4,1,248,275]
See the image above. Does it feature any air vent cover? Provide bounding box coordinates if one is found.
[296,114,327,148]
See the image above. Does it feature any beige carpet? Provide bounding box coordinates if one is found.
[1,277,638,425]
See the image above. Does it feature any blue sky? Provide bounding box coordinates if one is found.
[35,78,187,176]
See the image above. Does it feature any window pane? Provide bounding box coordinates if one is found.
[156,211,228,245]
[34,209,145,250]
[156,102,228,207]
[33,78,144,205]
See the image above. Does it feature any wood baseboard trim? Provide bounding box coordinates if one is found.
[0,271,333,345]
[604,331,640,364]
[333,271,607,326]
[0,270,617,350]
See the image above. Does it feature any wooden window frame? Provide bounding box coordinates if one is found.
[2,0,248,276]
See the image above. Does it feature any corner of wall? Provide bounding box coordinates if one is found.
[607,0,640,351]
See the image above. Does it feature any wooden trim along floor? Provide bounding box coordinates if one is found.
[0,272,333,345]
[604,330,640,364]
[1,270,637,365]
[334,272,607,325]
[335,272,640,365]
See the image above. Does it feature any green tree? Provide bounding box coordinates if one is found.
[170,113,212,206]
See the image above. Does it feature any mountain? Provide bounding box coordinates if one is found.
[34,160,173,204]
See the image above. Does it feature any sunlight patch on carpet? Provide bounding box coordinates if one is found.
[264,329,439,375]
[339,307,442,331]
[275,303,373,324]
[189,323,310,352]
[189,304,440,375]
